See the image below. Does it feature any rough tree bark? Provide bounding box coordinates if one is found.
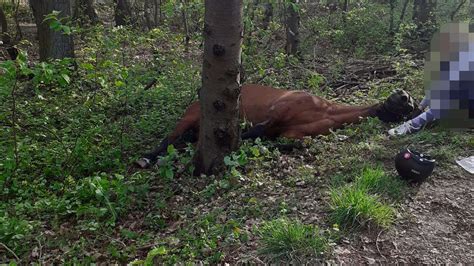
[30,0,74,61]
[194,0,243,175]
[285,0,300,56]
[74,0,99,25]
[115,0,132,26]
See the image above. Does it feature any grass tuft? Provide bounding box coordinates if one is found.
[257,218,328,262]
[354,167,407,200]
[329,186,395,230]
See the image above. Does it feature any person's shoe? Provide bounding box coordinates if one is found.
[388,121,421,136]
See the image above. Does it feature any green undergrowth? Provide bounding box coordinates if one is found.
[256,218,337,263]
[1,7,473,264]
[329,166,406,230]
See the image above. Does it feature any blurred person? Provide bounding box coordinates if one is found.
[389,23,474,136]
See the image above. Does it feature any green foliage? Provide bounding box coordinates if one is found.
[44,10,73,35]
[329,166,405,230]
[305,3,393,57]
[0,24,197,259]
[354,167,406,201]
[330,186,395,230]
[0,215,34,255]
[257,218,330,262]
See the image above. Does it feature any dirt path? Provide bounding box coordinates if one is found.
[334,165,473,263]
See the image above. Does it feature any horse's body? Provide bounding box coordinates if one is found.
[136,84,415,168]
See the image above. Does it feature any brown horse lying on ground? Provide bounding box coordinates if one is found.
[136,84,417,168]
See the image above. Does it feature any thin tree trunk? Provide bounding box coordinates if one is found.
[343,0,348,12]
[389,0,396,35]
[194,0,243,175]
[154,0,160,25]
[0,6,10,45]
[11,0,22,40]
[115,0,132,26]
[450,0,467,21]
[285,0,300,56]
[399,0,409,23]
[471,0,474,19]
[262,2,273,30]
[144,0,153,29]
[181,0,190,50]
[413,0,436,27]
[0,5,18,59]
[30,0,75,61]
[74,0,99,25]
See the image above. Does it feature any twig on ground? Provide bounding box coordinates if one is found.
[376,229,387,259]
[0,242,20,262]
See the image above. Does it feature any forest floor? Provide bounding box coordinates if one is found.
[140,129,473,264]
[1,22,473,264]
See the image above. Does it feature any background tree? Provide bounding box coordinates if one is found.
[194,0,243,175]
[115,0,132,26]
[144,0,154,29]
[471,0,474,19]
[412,0,437,28]
[29,0,74,61]
[0,5,10,45]
[74,0,100,25]
[262,2,273,30]
[285,0,300,55]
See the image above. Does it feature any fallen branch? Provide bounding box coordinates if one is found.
[0,242,20,262]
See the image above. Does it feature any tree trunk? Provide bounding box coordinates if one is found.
[399,0,409,23]
[144,0,154,29]
[285,0,300,56]
[471,0,474,19]
[342,0,349,12]
[0,6,10,45]
[30,0,75,61]
[194,0,243,175]
[11,0,23,41]
[450,0,467,21]
[154,0,160,25]
[181,0,190,50]
[115,0,132,26]
[262,2,273,30]
[389,0,396,35]
[74,0,99,25]
[413,0,436,27]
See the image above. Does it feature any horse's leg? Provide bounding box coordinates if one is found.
[136,102,200,168]
[241,120,271,140]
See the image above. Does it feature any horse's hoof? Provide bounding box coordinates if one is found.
[135,158,152,169]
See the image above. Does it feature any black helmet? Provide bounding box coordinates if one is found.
[395,148,435,182]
